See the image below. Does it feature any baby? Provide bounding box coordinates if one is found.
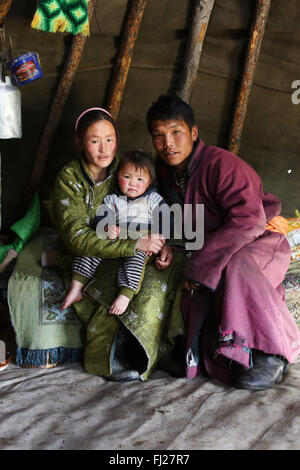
[62,150,171,315]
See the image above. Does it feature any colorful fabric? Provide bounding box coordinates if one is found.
[8,229,83,367]
[31,0,90,36]
[265,215,288,235]
[286,217,300,261]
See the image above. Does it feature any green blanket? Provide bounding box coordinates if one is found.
[8,229,83,367]
[74,252,187,381]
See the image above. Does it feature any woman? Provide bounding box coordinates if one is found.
[49,107,186,381]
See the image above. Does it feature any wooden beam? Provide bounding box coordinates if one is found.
[177,0,215,103]
[24,0,94,207]
[106,0,148,121]
[0,0,12,26]
[228,0,271,155]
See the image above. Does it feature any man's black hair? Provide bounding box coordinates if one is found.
[146,94,196,133]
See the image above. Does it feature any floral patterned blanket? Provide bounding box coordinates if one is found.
[74,252,187,381]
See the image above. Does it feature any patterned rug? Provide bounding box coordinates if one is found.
[283,260,300,331]
[40,231,79,326]
[8,229,83,367]
[284,217,300,331]
[31,0,90,36]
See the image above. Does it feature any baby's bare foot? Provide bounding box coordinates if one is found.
[109,294,130,315]
[61,280,84,310]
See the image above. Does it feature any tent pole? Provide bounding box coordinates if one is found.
[0,0,12,26]
[24,0,94,207]
[106,0,148,121]
[228,0,271,155]
[177,0,215,104]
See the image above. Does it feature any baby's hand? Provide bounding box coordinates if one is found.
[107,225,120,240]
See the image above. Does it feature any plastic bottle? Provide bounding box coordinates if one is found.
[0,76,22,139]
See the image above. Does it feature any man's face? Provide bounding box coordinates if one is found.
[150,119,198,168]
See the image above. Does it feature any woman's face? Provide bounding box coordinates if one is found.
[76,120,117,173]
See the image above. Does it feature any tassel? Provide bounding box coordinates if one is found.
[16,346,83,367]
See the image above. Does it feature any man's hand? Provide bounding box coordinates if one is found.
[107,225,120,240]
[155,245,174,270]
[136,234,166,255]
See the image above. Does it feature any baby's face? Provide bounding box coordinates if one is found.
[118,162,151,198]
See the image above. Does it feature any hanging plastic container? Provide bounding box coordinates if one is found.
[7,52,42,87]
[0,76,22,139]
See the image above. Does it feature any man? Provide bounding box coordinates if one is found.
[146,94,300,390]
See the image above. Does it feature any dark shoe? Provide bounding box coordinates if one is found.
[107,355,140,382]
[107,369,140,382]
[234,350,289,391]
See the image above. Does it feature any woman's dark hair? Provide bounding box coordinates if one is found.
[76,109,119,142]
[146,94,196,133]
[117,150,156,187]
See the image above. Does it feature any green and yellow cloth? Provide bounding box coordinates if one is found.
[31,0,90,36]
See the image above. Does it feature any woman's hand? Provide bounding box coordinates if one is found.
[136,234,165,255]
[155,245,174,270]
[107,225,120,240]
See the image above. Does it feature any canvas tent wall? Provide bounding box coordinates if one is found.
[0,0,299,230]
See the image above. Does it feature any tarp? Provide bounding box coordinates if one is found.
[0,359,299,450]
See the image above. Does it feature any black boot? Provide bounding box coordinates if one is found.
[234,349,289,391]
[107,327,140,382]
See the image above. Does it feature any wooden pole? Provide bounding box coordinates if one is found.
[106,0,148,121]
[177,0,215,104]
[24,0,94,207]
[228,0,271,155]
[0,0,12,26]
